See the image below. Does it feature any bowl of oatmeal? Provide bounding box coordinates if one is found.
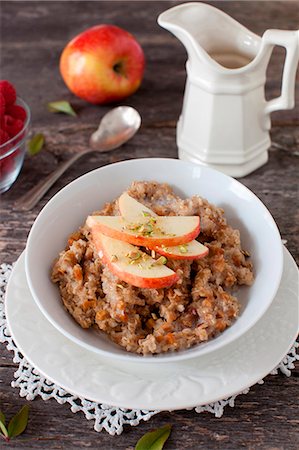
[25,158,283,362]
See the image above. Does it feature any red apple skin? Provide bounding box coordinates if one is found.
[60,25,145,104]
[153,244,209,260]
[90,219,200,248]
[92,233,179,289]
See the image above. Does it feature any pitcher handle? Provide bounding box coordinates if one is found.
[263,29,299,115]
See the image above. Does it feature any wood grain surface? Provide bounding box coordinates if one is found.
[1,1,298,449]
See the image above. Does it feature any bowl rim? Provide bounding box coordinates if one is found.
[0,97,31,158]
[25,158,284,363]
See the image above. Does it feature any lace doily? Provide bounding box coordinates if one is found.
[0,262,298,435]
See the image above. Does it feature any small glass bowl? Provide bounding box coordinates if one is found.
[0,97,31,194]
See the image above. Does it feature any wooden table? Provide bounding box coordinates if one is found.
[1,1,298,448]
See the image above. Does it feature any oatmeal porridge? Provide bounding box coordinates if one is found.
[52,181,254,355]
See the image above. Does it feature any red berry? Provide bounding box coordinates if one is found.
[0,129,10,145]
[4,115,24,138]
[0,93,5,116]
[6,104,27,121]
[0,80,17,106]
[4,114,14,127]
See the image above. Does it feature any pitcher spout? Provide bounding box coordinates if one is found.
[158,2,260,72]
[158,3,207,70]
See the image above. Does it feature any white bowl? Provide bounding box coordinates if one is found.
[25,158,283,363]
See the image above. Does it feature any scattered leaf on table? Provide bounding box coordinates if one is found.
[48,100,77,116]
[0,411,5,426]
[135,424,172,450]
[0,420,9,440]
[27,133,45,156]
[7,405,29,439]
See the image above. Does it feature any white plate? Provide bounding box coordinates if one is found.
[25,158,283,362]
[6,248,298,411]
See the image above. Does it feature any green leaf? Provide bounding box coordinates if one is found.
[27,133,45,156]
[0,411,9,440]
[0,411,5,426]
[135,424,172,450]
[48,100,77,116]
[7,405,29,439]
[0,420,8,439]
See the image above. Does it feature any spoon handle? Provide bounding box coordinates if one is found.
[15,152,86,211]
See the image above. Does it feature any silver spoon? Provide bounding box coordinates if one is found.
[15,106,141,211]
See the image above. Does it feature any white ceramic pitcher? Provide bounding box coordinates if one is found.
[158,2,299,177]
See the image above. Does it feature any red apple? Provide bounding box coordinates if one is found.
[60,25,145,104]
[86,215,200,247]
[92,232,179,289]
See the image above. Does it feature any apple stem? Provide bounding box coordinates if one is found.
[113,61,124,75]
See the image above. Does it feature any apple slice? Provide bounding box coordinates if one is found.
[119,193,207,260]
[118,192,157,221]
[86,215,200,247]
[91,232,179,288]
[154,240,209,260]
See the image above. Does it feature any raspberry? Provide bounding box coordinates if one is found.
[4,115,24,138]
[0,129,10,145]
[0,93,5,116]
[6,104,27,121]
[4,115,14,127]
[0,80,17,106]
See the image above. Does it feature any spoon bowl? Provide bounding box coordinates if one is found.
[89,106,141,151]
